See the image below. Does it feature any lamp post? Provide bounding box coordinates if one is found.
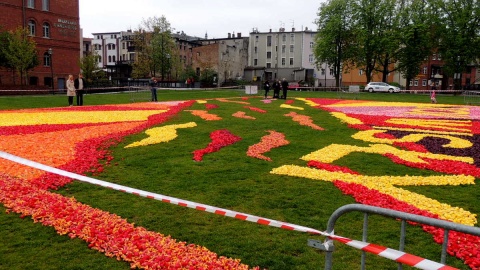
[47,48,54,94]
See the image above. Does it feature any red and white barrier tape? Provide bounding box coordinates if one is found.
[0,151,457,270]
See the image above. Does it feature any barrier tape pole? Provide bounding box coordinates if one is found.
[0,151,458,270]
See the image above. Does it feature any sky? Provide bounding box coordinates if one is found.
[79,0,322,39]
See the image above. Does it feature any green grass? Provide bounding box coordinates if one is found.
[0,90,476,269]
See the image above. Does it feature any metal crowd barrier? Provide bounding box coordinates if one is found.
[308,204,480,270]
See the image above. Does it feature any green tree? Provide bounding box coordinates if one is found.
[79,52,102,84]
[314,0,356,87]
[0,27,39,86]
[429,0,480,88]
[351,0,397,83]
[396,0,435,89]
[132,15,175,81]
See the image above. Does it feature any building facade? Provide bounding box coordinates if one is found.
[0,0,81,89]
[194,33,249,85]
[245,28,334,86]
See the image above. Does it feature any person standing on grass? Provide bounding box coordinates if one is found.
[74,73,86,106]
[281,78,289,99]
[272,79,280,98]
[66,74,76,106]
[430,90,437,103]
[263,80,271,99]
[149,77,158,102]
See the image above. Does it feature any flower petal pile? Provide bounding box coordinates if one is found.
[247,131,289,161]
[125,122,197,148]
[232,111,256,120]
[284,112,324,131]
[193,129,242,162]
[185,110,222,121]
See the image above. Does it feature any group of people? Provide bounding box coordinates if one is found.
[264,78,289,99]
[66,73,87,106]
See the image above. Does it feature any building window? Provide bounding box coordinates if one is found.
[27,0,34,8]
[423,66,428,74]
[255,35,259,42]
[112,55,116,62]
[98,56,102,63]
[330,69,334,76]
[437,54,442,60]
[43,52,51,67]
[282,58,286,66]
[254,59,258,66]
[108,55,112,62]
[409,80,413,86]
[290,33,295,42]
[422,79,427,86]
[289,57,294,66]
[28,20,36,36]
[254,46,257,54]
[321,69,325,75]
[266,62,271,68]
[42,0,49,11]
[309,54,314,63]
[267,36,272,46]
[290,45,294,53]
[432,54,437,60]
[310,42,314,48]
[282,34,286,42]
[414,79,419,86]
[267,51,272,59]
[42,23,50,38]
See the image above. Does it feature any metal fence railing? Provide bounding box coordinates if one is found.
[308,204,480,270]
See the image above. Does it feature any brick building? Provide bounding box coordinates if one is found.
[0,0,80,89]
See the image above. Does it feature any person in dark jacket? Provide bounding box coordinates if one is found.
[74,73,87,106]
[281,78,289,99]
[263,80,271,99]
[149,77,158,101]
[272,80,281,99]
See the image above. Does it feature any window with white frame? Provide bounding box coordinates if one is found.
[266,51,272,59]
[321,69,325,75]
[42,23,50,38]
[28,20,36,36]
[282,58,286,66]
[309,54,314,63]
[432,54,437,60]
[310,42,314,48]
[359,69,364,75]
[43,52,51,66]
[282,34,286,42]
[281,45,286,53]
[266,62,271,68]
[422,79,427,86]
[423,66,428,74]
[42,0,49,11]
[414,80,419,86]
[289,45,294,53]
[289,57,294,66]
[330,69,334,76]
[27,0,34,8]
[290,33,294,42]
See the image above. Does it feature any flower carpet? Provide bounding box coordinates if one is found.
[0,98,479,269]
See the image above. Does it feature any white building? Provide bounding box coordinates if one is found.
[91,31,135,69]
[244,27,335,86]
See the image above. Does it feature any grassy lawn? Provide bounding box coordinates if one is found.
[0,89,476,269]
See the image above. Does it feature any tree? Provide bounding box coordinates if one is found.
[351,0,398,83]
[396,0,435,89]
[132,15,176,81]
[79,51,102,83]
[314,0,356,87]
[429,0,480,88]
[0,27,39,86]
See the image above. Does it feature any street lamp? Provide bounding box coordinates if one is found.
[47,48,54,94]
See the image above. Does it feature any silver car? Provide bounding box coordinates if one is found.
[365,82,401,93]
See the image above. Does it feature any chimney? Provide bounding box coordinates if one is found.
[237,32,241,38]
[228,33,231,38]
[292,28,295,32]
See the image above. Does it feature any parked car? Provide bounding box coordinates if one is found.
[365,82,401,93]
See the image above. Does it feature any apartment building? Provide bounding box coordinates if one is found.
[245,27,334,86]
[0,0,81,89]
[194,32,249,85]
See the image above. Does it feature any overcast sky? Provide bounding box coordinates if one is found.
[80,0,322,39]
